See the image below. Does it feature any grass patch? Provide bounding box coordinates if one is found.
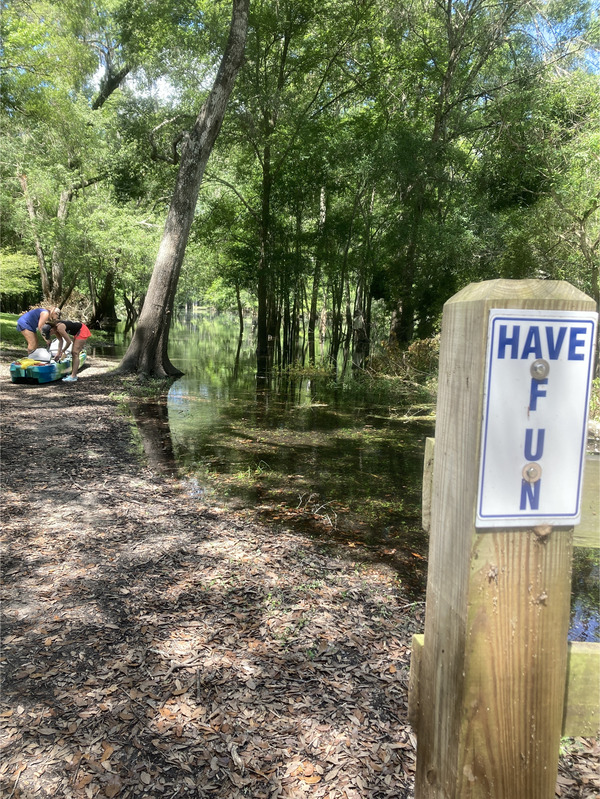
[0,313,24,349]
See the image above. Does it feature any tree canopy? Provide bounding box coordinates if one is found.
[1,0,598,375]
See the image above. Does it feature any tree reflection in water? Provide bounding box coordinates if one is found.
[108,311,598,641]
[129,400,177,477]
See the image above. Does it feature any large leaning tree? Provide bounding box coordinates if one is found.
[118,0,249,377]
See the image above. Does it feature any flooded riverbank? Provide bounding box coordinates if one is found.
[97,310,599,640]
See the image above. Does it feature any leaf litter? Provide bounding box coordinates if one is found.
[0,353,597,799]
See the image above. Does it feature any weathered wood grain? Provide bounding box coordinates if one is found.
[411,635,600,740]
[413,279,597,799]
[562,642,600,736]
[421,437,435,533]
[575,456,600,548]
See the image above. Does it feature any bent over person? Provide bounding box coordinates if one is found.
[16,306,60,353]
[49,318,92,382]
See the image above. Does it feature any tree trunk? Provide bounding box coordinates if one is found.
[389,300,403,346]
[92,65,131,111]
[235,281,244,338]
[309,186,326,365]
[123,293,138,331]
[118,0,249,377]
[352,280,371,372]
[330,192,358,374]
[256,144,272,377]
[18,174,51,297]
[329,274,344,375]
[49,187,73,302]
[89,268,119,329]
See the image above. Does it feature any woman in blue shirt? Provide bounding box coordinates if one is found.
[16,306,60,354]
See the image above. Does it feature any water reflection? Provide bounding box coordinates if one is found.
[569,549,600,642]
[161,313,434,597]
[99,310,599,636]
[129,399,177,477]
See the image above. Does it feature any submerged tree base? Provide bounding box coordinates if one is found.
[116,342,184,379]
[115,363,184,379]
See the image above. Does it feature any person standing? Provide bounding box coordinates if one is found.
[16,306,60,354]
[48,318,92,382]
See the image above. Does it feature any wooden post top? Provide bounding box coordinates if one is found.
[447,279,596,307]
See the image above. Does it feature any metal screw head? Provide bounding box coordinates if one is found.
[530,359,550,380]
[522,462,542,483]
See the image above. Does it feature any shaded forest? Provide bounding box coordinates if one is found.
[1,0,599,375]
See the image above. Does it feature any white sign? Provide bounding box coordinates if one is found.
[477,308,598,528]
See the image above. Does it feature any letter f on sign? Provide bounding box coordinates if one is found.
[529,378,547,411]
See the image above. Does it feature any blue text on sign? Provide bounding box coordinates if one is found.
[477,308,598,528]
[497,325,587,361]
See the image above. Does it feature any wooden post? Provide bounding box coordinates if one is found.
[562,642,600,736]
[413,279,597,799]
[575,455,600,547]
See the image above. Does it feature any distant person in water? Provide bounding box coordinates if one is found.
[16,306,60,354]
[47,318,92,382]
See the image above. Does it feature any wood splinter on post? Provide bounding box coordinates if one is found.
[533,524,553,539]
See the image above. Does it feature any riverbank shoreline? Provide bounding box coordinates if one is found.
[1,350,597,798]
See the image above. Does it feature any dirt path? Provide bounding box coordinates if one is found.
[1,350,597,799]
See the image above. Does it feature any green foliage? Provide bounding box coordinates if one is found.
[117,0,224,69]
[474,66,599,301]
[1,0,598,362]
[1,0,98,114]
[0,252,40,295]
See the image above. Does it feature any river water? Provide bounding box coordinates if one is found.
[93,310,599,642]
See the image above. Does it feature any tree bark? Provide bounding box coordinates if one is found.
[235,281,244,338]
[92,65,131,111]
[18,174,51,296]
[256,143,272,377]
[308,186,326,365]
[118,0,249,377]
